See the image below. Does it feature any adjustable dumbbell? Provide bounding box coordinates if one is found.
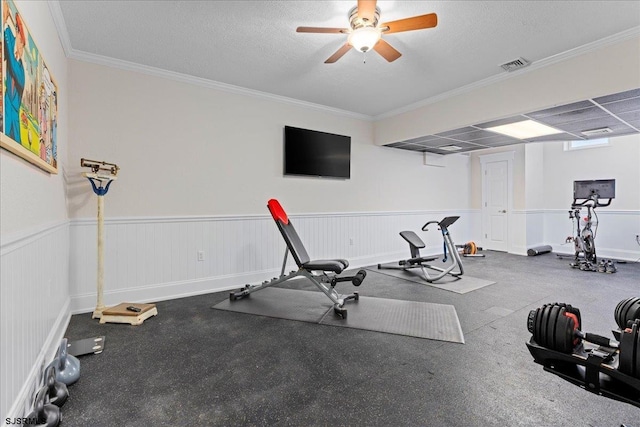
[614,297,640,329]
[618,318,640,379]
[528,301,640,380]
[527,303,617,354]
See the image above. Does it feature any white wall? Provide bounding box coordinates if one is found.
[67,61,470,218]
[66,60,473,312]
[541,134,640,260]
[466,135,640,258]
[0,1,70,420]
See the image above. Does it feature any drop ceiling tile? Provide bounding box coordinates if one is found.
[593,89,640,105]
[525,132,582,142]
[435,127,478,137]
[562,120,629,136]
[617,110,640,123]
[526,101,594,118]
[534,106,609,125]
[402,135,442,144]
[600,97,640,115]
[469,135,522,146]
[435,141,483,150]
[624,121,640,130]
[551,116,622,133]
[412,137,462,147]
[401,144,428,152]
[484,139,523,147]
[384,142,408,148]
[445,129,499,142]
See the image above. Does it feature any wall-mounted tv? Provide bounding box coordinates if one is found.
[284,126,351,179]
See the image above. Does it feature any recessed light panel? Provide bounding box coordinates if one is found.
[486,120,562,139]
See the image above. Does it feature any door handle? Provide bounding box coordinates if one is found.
[500,210,507,213]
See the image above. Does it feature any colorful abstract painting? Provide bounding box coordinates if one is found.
[1,0,58,173]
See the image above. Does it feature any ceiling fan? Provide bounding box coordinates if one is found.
[296,0,438,63]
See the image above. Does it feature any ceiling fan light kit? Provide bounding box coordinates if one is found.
[296,0,438,64]
[348,27,381,52]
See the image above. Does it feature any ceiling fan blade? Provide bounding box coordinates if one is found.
[357,0,377,23]
[381,13,438,34]
[297,26,348,34]
[325,43,352,63]
[373,39,402,62]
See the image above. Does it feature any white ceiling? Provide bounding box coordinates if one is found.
[53,1,640,118]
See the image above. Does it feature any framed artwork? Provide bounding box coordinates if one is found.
[1,0,58,174]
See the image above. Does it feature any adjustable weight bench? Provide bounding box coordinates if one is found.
[229,199,366,319]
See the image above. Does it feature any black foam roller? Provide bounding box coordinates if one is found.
[527,245,553,256]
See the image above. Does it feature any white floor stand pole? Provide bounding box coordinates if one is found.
[92,194,106,319]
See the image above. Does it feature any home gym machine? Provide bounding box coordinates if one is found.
[565,179,615,273]
[378,216,464,283]
[229,199,366,319]
[526,297,640,408]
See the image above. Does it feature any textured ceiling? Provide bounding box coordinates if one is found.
[54,1,640,117]
[384,88,640,154]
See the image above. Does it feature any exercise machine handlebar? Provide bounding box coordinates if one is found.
[421,220,440,231]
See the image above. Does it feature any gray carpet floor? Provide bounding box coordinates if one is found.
[61,251,640,426]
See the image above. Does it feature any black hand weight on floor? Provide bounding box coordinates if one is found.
[618,319,639,379]
[44,365,68,407]
[527,303,581,353]
[25,386,61,427]
[614,297,640,329]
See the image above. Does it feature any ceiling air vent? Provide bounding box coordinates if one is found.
[581,127,613,136]
[500,57,531,72]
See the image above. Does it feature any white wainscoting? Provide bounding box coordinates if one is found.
[544,209,640,261]
[69,210,480,313]
[1,221,70,420]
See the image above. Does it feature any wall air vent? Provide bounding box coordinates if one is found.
[581,127,613,136]
[500,57,531,72]
[439,145,462,151]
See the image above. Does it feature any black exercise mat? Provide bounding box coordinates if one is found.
[213,287,464,343]
[213,287,333,322]
[369,266,495,294]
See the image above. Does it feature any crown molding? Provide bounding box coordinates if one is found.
[374,26,640,120]
[48,0,73,57]
[68,49,372,121]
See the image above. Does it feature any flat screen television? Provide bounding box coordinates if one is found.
[284,126,351,179]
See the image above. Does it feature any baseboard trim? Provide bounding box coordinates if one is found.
[71,251,414,314]
[551,247,640,262]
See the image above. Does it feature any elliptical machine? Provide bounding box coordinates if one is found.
[566,179,615,272]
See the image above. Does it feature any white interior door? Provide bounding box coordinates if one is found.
[481,153,513,252]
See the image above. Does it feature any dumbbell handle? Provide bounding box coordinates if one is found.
[576,330,619,349]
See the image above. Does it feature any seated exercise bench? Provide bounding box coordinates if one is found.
[229,199,366,319]
[378,216,464,283]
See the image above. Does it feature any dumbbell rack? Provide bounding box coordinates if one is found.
[526,339,640,408]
